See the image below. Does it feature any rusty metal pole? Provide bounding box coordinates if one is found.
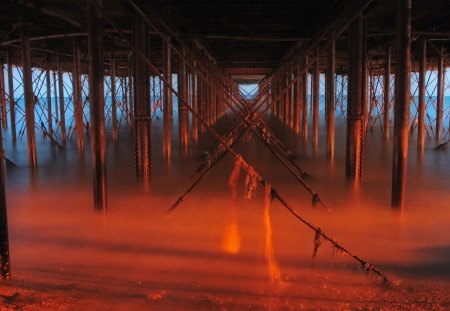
[110,52,118,141]
[192,62,198,143]
[133,15,151,183]
[417,40,426,151]
[0,112,10,279]
[45,66,52,135]
[88,0,107,210]
[312,48,320,152]
[57,53,66,142]
[7,51,16,142]
[362,23,368,133]
[0,66,7,129]
[436,46,444,144]
[128,55,134,125]
[302,55,309,140]
[163,37,172,161]
[293,67,300,133]
[391,0,411,211]
[198,71,204,133]
[346,14,364,184]
[326,38,335,160]
[178,49,189,153]
[383,45,391,141]
[21,24,37,170]
[73,41,84,151]
[52,69,59,122]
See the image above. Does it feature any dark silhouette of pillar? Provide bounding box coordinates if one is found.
[88,0,107,210]
[326,38,335,160]
[57,53,66,142]
[417,40,426,151]
[346,14,364,184]
[312,49,320,151]
[133,15,152,183]
[73,41,84,151]
[45,66,53,135]
[7,51,16,142]
[0,112,10,279]
[391,0,411,211]
[302,55,309,140]
[436,46,444,143]
[178,49,189,153]
[21,24,37,170]
[110,52,118,141]
[383,45,391,141]
[0,66,7,129]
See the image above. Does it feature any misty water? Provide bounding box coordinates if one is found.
[2,93,450,309]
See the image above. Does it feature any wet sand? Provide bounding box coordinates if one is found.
[1,112,450,310]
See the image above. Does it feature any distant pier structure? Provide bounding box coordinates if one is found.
[0,0,449,279]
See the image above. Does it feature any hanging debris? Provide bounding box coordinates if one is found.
[263,183,281,282]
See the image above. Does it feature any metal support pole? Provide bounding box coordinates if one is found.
[383,45,391,141]
[7,51,16,142]
[110,52,118,141]
[417,40,426,151]
[0,114,10,279]
[163,37,171,161]
[293,67,300,133]
[88,0,107,210]
[73,41,84,151]
[302,55,309,140]
[57,53,66,142]
[326,38,335,160]
[192,62,198,143]
[178,49,189,153]
[312,48,320,151]
[391,0,411,210]
[0,66,7,129]
[21,25,37,170]
[52,70,59,122]
[436,46,444,143]
[45,65,52,135]
[133,15,151,183]
[362,23,368,132]
[128,55,134,124]
[346,14,364,184]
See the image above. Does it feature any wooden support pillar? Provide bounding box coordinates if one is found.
[110,52,118,141]
[384,46,391,141]
[0,112,10,279]
[0,66,7,129]
[391,0,411,210]
[73,42,84,151]
[178,49,189,153]
[45,67,52,135]
[436,46,444,143]
[417,40,426,151]
[88,0,107,210]
[21,25,37,170]
[57,53,66,142]
[312,48,320,151]
[7,51,16,142]
[346,14,364,184]
[326,38,335,160]
[134,15,151,182]
[302,55,309,140]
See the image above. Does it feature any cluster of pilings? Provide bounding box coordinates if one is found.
[268,1,449,204]
[0,0,449,281]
